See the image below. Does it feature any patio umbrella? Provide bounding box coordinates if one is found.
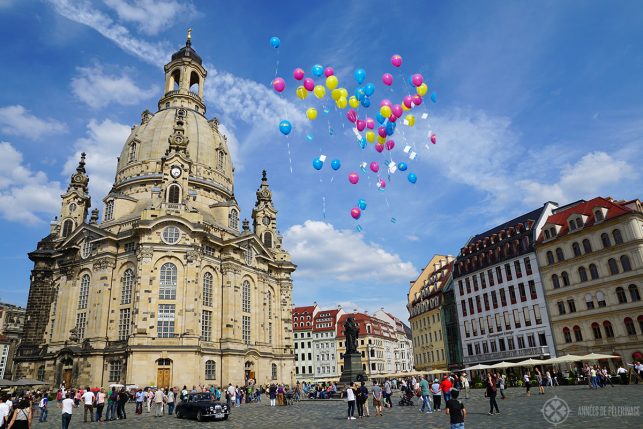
[0,379,15,386]
[11,378,48,386]
[428,369,449,375]
[547,354,584,364]
[489,361,517,369]
[465,363,491,371]
[581,353,621,360]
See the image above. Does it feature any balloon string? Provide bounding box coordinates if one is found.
[274,48,280,79]
[322,195,326,220]
[286,135,293,174]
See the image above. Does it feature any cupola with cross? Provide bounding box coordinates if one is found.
[57,152,91,239]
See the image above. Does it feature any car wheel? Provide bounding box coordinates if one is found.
[196,410,204,422]
[175,410,182,419]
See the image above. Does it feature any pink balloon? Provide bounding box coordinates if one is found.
[378,126,387,138]
[272,77,285,93]
[356,120,366,131]
[370,161,380,173]
[382,73,393,86]
[385,140,395,150]
[412,94,423,106]
[303,78,314,91]
[375,144,384,153]
[389,114,397,123]
[392,104,403,117]
[346,109,357,123]
[351,207,361,220]
[324,67,335,77]
[431,134,437,144]
[348,172,359,184]
[391,54,402,67]
[378,179,386,189]
[380,99,392,108]
[403,95,413,108]
[411,73,423,87]
[293,68,305,80]
[366,118,375,129]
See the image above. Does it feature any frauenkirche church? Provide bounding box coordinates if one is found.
[14,33,296,388]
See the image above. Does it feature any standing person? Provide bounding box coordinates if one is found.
[419,375,432,414]
[95,388,106,422]
[590,367,599,389]
[6,398,31,429]
[166,388,175,415]
[117,388,128,419]
[153,388,164,417]
[440,375,453,402]
[345,382,356,420]
[617,365,628,385]
[38,393,48,423]
[524,372,531,396]
[445,388,467,429]
[81,386,95,422]
[486,373,500,415]
[355,382,365,418]
[498,373,506,399]
[535,368,545,394]
[372,381,383,417]
[0,395,10,428]
[546,369,553,387]
[460,374,470,399]
[383,379,392,408]
[146,388,154,413]
[61,393,75,429]
[135,389,145,414]
[431,378,442,411]
[227,384,236,409]
[269,384,277,407]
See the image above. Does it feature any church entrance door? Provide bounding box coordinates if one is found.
[63,369,72,387]
[157,368,170,388]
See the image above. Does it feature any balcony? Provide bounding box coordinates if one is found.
[462,346,550,364]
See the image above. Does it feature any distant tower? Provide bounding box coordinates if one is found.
[252,170,278,249]
[56,153,91,239]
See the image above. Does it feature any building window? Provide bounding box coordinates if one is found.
[514,260,522,278]
[523,307,532,327]
[601,233,611,248]
[621,255,632,272]
[242,280,251,313]
[461,300,467,317]
[591,323,602,339]
[217,150,225,170]
[613,229,623,244]
[75,312,87,340]
[603,321,614,338]
[128,142,137,163]
[586,293,596,309]
[513,309,521,328]
[557,301,566,315]
[528,280,537,300]
[572,242,581,257]
[62,219,74,238]
[159,263,177,300]
[573,325,583,342]
[245,246,253,265]
[263,232,273,248]
[203,272,213,307]
[487,269,495,286]
[608,258,619,275]
[518,283,527,302]
[563,327,572,343]
[594,210,604,222]
[546,251,554,265]
[552,274,560,289]
[616,287,627,304]
[118,308,131,340]
[229,209,239,230]
[561,271,570,287]
[508,286,517,304]
[162,226,181,244]
[104,201,114,222]
[37,366,45,381]
[495,266,503,283]
[205,360,216,379]
[272,363,278,380]
[157,304,175,338]
[596,291,607,307]
[533,305,542,324]
[629,284,641,302]
[589,263,599,280]
[499,289,507,307]
[582,239,593,254]
[267,290,273,318]
[108,361,122,382]
[242,315,251,345]
[78,274,90,309]
[517,336,525,349]
[556,248,565,262]
[567,299,576,313]
[624,317,636,335]
[121,269,134,304]
[578,266,588,282]
[167,184,181,204]
[504,263,512,281]
[201,310,212,341]
[569,219,577,231]
[491,291,498,308]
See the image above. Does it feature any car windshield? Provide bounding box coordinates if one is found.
[191,393,214,402]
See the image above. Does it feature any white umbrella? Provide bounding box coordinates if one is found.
[581,353,621,361]
[428,369,449,375]
[515,358,547,367]
[489,361,517,369]
[109,383,124,388]
[546,354,584,364]
[465,363,492,370]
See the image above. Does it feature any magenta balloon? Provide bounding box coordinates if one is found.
[370,161,380,173]
[272,77,285,93]
[346,109,357,123]
[366,118,375,129]
[389,114,397,123]
[392,104,403,117]
[380,99,392,108]
[348,172,359,184]
[378,126,387,138]
[324,67,335,77]
[303,78,315,91]
[293,68,305,80]
[403,95,413,108]
[378,179,386,189]
[356,120,366,132]
[391,54,402,67]
[431,134,437,144]
[411,73,423,87]
[375,144,384,153]
[412,94,423,106]
[382,73,393,86]
[351,207,361,220]
[385,140,395,151]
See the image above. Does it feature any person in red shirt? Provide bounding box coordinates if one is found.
[440,376,453,402]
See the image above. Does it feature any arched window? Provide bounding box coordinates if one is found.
[594,209,604,222]
[78,274,90,309]
[608,258,619,275]
[551,274,560,289]
[578,267,588,282]
[203,272,213,307]
[121,269,134,304]
[596,291,607,307]
[37,365,45,381]
[217,150,225,170]
[620,255,632,272]
[572,242,581,257]
[573,325,583,342]
[582,239,592,254]
[62,219,74,238]
[585,293,595,310]
[263,231,273,248]
[561,271,570,286]
[546,251,555,265]
[159,263,177,300]
[601,233,611,248]
[242,280,251,312]
[127,142,137,163]
[613,229,623,245]
[591,322,602,339]
[189,71,200,94]
[556,248,565,262]
[624,317,636,336]
[245,246,253,266]
[104,200,114,221]
[563,327,572,343]
[229,209,239,230]
[205,360,216,379]
[271,363,278,380]
[616,287,628,304]
[629,284,641,302]
[167,184,181,204]
[589,263,599,280]
[603,321,614,338]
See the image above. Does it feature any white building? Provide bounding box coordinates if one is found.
[292,304,318,380]
[373,309,414,373]
[312,308,343,380]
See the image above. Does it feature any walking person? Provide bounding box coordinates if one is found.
[445,388,467,429]
[269,383,277,407]
[441,375,453,402]
[372,381,383,417]
[38,393,48,423]
[535,368,545,394]
[6,399,31,429]
[498,373,506,399]
[146,388,153,413]
[153,388,164,417]
[419,375,432,414]
[524,372,531,396]
[383,379,392,408]
[486,373,500,415]
[356,382,365,418]
[431,378,442,411]
[345,382,356,420]
[81,386,95,422]
[95,388,106,421]
[61,393,75,429]
[135,389,145,414]
[460,373,470,399]
[546,369,553,387]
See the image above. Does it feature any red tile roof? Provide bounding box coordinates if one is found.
[292,305,318,331]
[336,312,396,340]
[313,309,340,332]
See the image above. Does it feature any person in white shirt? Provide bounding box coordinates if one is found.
[81,387,95,422]
[226,384,236,409]
[345,382,356,420]
[153,389,165,417]
[0,395,11,429]
[61,393,75,429]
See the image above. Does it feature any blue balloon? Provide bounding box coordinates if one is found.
[312,64,324,77]
[355,86,365,101]
[364,82,375,96]
[386,121,395,136]
[331,159,341,170]
[312,158,323,170]
[407,75,414,86]
[269,36,280,48]
[354,68,366,84]
[376,112,385,124]
[430,91,438,103]
[359,137,367,149]
[398,162,408,171]
[358,199,367,210]
[279,120,292,135]
[408,173,417,183]
[361,96,371,108]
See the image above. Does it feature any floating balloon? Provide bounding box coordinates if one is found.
[346,109,357,123]
[293,68,305,80]
[366,118,375,129]
[313,85,326,99]
[361,96,371,108]
[431,134,437,144]
[312,158,323,170]
[279,120,292,135]
[385,140,395,151]
[380,105,392,118]
[375,143,384,153]
[303,78,315,91]
[351,207,361,220]
[398,162,408,171]
[358,137,367,149]
[389,114,397,123]
[377,135,386,144]
[370,161,380,173]
[376,112,385,124]
[324,66,335,77]
[339,87,349,98]
[348,172,359,184]
[378,179,386,189]
[412,94,423,106]
[336,96,348,109]
[403,95,413,108]
[331,159,341,170]
[416,82,428,96]
[349,96,360,108]
[356,120,366,131]
[354,68,366,84]
[406,114,415,127]
[296,86,308,100]
[364,83,375,96]
[378,126,387,138]
[358,199,367,210]
[411,73,423,87]
[380,99,392,108]
[382,73,393,86]
[331,88,342,101]
[312,64,324,77]
[408,173,417,183]
[306,108,318,120]
[326,75,338,90]
[391,54,402,67]
[386,121,395,136]
[272,77,285,93]
[392,104,403,118]
[270,36,280,48]
[355,87,366,101]
[431,91,438,103]
[365,130,375,142]
[402,103,411,111]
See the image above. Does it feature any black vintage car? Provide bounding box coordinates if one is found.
[175,392,230,421]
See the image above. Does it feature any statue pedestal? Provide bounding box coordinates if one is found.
[339,352,368,383]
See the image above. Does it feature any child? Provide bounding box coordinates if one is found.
[445,389,467,429]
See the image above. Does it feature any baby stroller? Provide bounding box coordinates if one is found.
[398,386,415,406]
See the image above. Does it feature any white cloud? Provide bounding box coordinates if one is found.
[283,220,418,283]
[0,105,67,140]
[0,142,64,225]
[103,0,189,36]
[63,119,132,202]
[71,64,156,109]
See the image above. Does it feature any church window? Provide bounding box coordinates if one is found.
[217,150,225,170]
[124,242,136,253]
[272,363,278,380]
[104,201,114,221]
[159,263,177,300]
[37,366,45,381]
[81,239,92,259]
[242,280,251,313]
[68,203,77,213]
[201,310,212,341]
[162,226,181,244]
[118,308,131,340]
[263,231,273,248]
[108,361,122,382]
[242,315,251,345]
[203,272,213,307]
[157,304,175,338]
[78,274,90,310]
[268,322,273,343]
[75,312,87,341]
[245,246,253,265]
[62,219,74,238]
[267,290,273,318]
[121,269,134,304]
[205,360,216,380]
[167,184,181,204]
[127,142,137,163]
[229,209,239,230]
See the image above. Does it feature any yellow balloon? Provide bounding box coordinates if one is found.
[402,103,411,111]
[296,86,308,100]
[416,83,428,96]
[349,96,360,108]
[331,89,342,101]
[380,105,392,118]
[339,88,349,98]
[326,75,339,90]
[313,85,326,99]
[365,130,375,143]
[306,107,318,120]
[336,96,348,109]
[378,135,386,144]
[406,114,415,127]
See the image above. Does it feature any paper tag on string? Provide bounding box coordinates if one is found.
[403,145,411,153]
[319,155,327,162]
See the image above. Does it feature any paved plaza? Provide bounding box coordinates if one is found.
[27,385,642,428]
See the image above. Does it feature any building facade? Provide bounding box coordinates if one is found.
[292,305,318,380]
[14,35,296,388]
[373,309,414,373]
[0,303,25,379]
[453,203,558,365]
[312,308,343,380]
[441,277,463,369]
[536,197,643,367]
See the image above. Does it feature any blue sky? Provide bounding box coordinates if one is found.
[0,0,641,320]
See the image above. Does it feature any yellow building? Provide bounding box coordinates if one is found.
[14,34,296,388]
[407,255,454,370]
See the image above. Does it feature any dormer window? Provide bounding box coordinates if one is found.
[569,219,577,231]
[594,207,607,223]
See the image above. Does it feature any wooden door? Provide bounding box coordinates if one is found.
[63,369,72,387]
[157,368,170,388]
